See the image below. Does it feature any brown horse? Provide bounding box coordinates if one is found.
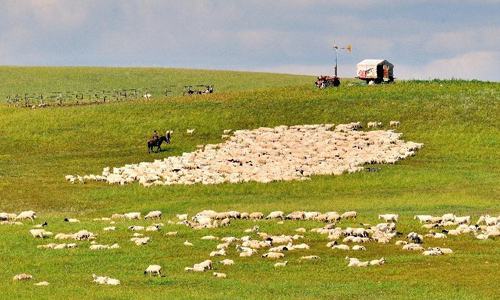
[147,136,168,153]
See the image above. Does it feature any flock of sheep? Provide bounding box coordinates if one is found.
[6,208,500,285]
[66,122,423,187]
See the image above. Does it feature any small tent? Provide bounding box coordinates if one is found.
[356,59,394,83]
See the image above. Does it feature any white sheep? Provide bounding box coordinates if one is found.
[414,215,433,223]
[144,211,162,220]
[340,211,357,219]
[218,259,234,266]
[176,214,188,221]
[13,273,34,281]
[210,249,226,257]
[213,272,227,278]
[146,225,160,232]
[185,266,205,272]
[124,212,141,220]
[129,226,145,231]
[370,257,386,266]
[187,129,195,134]
[389,121,400,127]
[351,245,366,251]
[274,261,288,267]
[265,211,284,220]
[144,265,162,277]
[262,252,284,259]
[64,218,80,223]
[378,214,398,223]
[367,122,382,128]
[300,255,320,260]
[14,211,37,221]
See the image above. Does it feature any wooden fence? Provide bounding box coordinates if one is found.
[6,84,214,108]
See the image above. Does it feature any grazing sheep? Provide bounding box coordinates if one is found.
[378,214,398,223]
[13,273,34,280]
[144,265,162,277]
[194,260,213,271]
[406,232,423,244]
[367,122,382,128]
[218,259,234,266]
[186,129,195,134]
[176,214,188,221]
[220,218,231,227]
[29,229,52,239]
[389,121,400,127]
[14,211,37,221]
[249,212,264,220]
[414,215,433,223]
[266,211,284,220]
[340,211,357,219]
[144,211,162,220]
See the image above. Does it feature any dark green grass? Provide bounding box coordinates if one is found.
[0,67,499,299]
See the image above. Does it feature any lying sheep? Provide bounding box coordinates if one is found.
[274,261,288,267]
[370,257,386,266]
[300,255,320,260]
[144,265,162,277]
[123,212,141,220]
[262,252,284,259]
[64,218,80,223]
[185,266,205,272]
[213,272,227,278]
[13,273,34,280]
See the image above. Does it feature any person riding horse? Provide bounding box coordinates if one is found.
[147,130,171,153]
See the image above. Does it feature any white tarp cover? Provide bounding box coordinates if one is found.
[356,59,393,79]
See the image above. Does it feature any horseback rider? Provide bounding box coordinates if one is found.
[152,130,158,141]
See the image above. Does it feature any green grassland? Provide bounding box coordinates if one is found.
[0,66,499,299]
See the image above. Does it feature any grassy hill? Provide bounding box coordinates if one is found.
[0,66,499,299]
